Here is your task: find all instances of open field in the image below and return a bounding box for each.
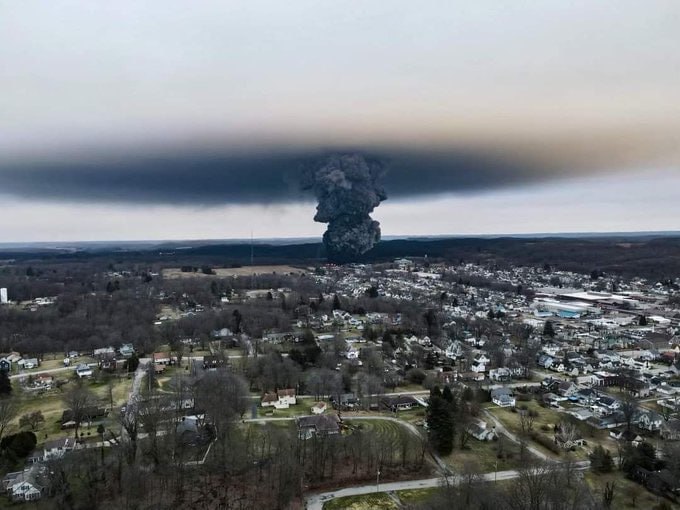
[323,493,398,510]
[584,472,679,509]
[396,488,438,505]
[163,265,305,279]
[441,435,527,473]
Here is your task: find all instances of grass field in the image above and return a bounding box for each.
[9,374,132,444]
[442,435,526,472]
[396,488,438,505]
[584,472,677,509]
[323,493,398,510]
[163,265,305,279]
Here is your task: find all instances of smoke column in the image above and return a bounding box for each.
[303,154,387,263]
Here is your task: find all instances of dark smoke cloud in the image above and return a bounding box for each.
[302,154,386,262]
[0,146,540,206]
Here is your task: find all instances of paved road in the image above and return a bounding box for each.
[10,366,76,379]
[305,462,590,510]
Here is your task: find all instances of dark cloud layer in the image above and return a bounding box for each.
[0,146,558,205]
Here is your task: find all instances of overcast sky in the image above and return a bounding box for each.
[1,1,679,241]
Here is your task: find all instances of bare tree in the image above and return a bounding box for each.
[519,408,536,435]
[507,461,552,510]
[620,392,638,433]
[555,420,579,449]
[0,397,18,442]
[119,408,139,465]
[63,383,97,440]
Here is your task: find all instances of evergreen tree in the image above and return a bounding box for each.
[127,353,140,373]
[427,386,454,455]
[589,445,613,473]
[0,371,11,396]
[543,320,556,338]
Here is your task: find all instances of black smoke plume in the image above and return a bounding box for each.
[302,154,386,263]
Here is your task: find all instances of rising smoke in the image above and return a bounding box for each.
[302,154,387,263]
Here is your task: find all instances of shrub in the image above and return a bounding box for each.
[0,431,37,460]
[530,432,561,455]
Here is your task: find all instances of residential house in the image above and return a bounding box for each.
[43,437,75,461]
[75,363,93,378]
[202,355,227,370]
[61,406,108,429]
[538,355,554,370]
[345,346,359,360]
[381,395,419,412]
[311,402,327,414]
[637,410,663,432]
[330,394,360,410]
[598,395,621,412]
[470,354,488,373]
[542,393,562,407]
[460,371,485,382]
[466,420,496,441]
[661,418,680,441]
[118,344,135,358]
[261,389,297,409]
[575,388,598,406]
[93,347,115,357]
[491,388,516,407]
[569,408,594,421]
[34,375,54,389]
[489,367,512,382]
[445,340,464,360]
[0,358,11,372]
[19,358,39,370]
[153,352,171,365]
[557,381,579,398]
[296,414,341,439]
[3,465,45,502]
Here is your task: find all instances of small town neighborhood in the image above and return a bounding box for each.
[1,257,680,508]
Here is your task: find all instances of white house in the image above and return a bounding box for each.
[3,466,44,502]
[75,363,93,378]
[471,354,489,373]
[311,402,327,415]
[19,358,39,370]
[43,437,75,461]
[637,411,663,432]
[489,367,512,382]
[466,420,496,441]
[345,347,359,360]
[445,340,464,359]
[491,388,516,407]
[261,389,297,409]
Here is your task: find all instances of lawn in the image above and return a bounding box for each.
[584,471,676,509]
[9,375,131,444]
[388,384,426,394]
[396,488,438,505]
[344,417,428,470]
[323,493,398,510]
[88,375,133,407]
[489,399,622,459]
[441,436,527,473]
